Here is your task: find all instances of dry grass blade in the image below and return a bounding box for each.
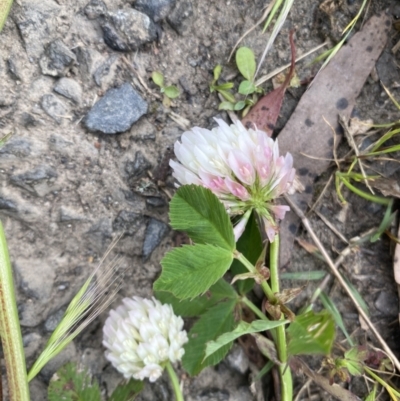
[313,209,349,244]
[228,0,277,61]
[285,194,400,372]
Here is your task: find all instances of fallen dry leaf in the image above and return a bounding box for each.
[277,13,391,268]
[369,177,400,199]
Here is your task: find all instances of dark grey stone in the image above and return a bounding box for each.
[0,136,32,157]
[375,291,398,316]
[11,165,58,187]
[84,0,107,19]
[0,196,18,211]
[101,9,157,52]
[196,389,230,401]
[93,54,118,86]
[146,197,166,208]
[125,151,152,178]
[41,94,69,124]
[44,308,66,332]
[86,218,113,250]
[54,78,82,104]
[84,83,148,134]
[39,39,77,77]
[167,0,193,34]
[142,218,169,260]
[134,0,176,22]
[7,57,22,80]
[113,210,144,236]
[20,112,38,128]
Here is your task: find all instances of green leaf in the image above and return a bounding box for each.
[235,47,256,81]
[155,279,237,317]
[238,80,256,95]
[205,319,287,359]
[215,82,234,90]
[234,101,246,111]
[319,292,354,346]
[154,244,233,299]
[109,379,144,401]
[151,71,164,87]
[170,185,235,251]
[287,310,335,356]
[218,101,235,111]
[230,212,262,294]
[163,85,180,99]
[342,347,365,376]
[218,89,236,103]
[182,299,237,376]
[280,271,327,281]
[48,363,101,401]
[213,64,222,81]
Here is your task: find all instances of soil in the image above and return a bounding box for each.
[0,0,399,400]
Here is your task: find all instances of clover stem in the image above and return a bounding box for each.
[166,362,184,401]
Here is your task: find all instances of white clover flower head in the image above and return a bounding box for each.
[170,119,296,242]
[103,296,188,382]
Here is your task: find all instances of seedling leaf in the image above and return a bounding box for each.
[151,71,164,87]
[238,80,256,95]
[218,101,235,111]
[234,101,246,111]
[164,85,180,99]
[213,64,222,81]
[236,47,256,81]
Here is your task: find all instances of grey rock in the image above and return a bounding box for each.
[40,342,77,381]
[102,9,157,52]
[19,301,45,327]
[84,0,107,19]
[41,94,69,124]
[134,0,176,22]
[23,332,42,359]
[81,348,107,373]
[0,136,32,157]
[14,0,61,59]
[75,46,104,84]
[7,57,22,80]
[54,78,82,104]
[59,206,86,222]
[167,0,193,35]
[136,375,171,401]
[11,165,58,193]
[125,151,152,178]
[84,83,148,134]
[195,389,230,401]
[29,379,47,401]
[93,54,118,87]
[146,196,166,208]
[0,196,18,211]
[113,210,144,236]
[45,307,66,332]
[20,112,39,128]
[0,91,16,107]
[375,291,398,316]
[226,345,249,374]
[86,218,113,250]
[39,39,76,77]
[142,218,169,260]
[48,134,73,155]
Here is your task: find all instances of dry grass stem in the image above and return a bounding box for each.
[308,173,333,214]
[285,194,400,372]
[313,209,349,244]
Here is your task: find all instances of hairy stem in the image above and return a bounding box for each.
[0,222,30,401]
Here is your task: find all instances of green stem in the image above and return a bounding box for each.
[235,252,276,302]
[0,221,30,401]
[241,296,271,321]
[268,234,293,401]
[364,367,400,400]
[165,362,184,401]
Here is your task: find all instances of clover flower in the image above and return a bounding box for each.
[103,296,188,382]
[170,119,295,242]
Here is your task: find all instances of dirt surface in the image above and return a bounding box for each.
[0,0,400,400]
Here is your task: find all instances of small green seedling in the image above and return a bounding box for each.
[211,47,263,116]
[152,71,180,107]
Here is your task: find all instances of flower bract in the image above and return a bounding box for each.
[103,296,188,382]
[170,119,295,241]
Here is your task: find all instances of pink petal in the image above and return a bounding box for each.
[227,150,255,186]
[269,205,290,220]
[225,177,250,201]
[263,217,278,242]
[233,211,251,242]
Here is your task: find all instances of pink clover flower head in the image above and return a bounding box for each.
[170,119,296,242]
[103,296,188,382]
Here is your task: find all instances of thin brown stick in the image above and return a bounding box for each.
[313,209,349,244]
[285,194,400,372]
